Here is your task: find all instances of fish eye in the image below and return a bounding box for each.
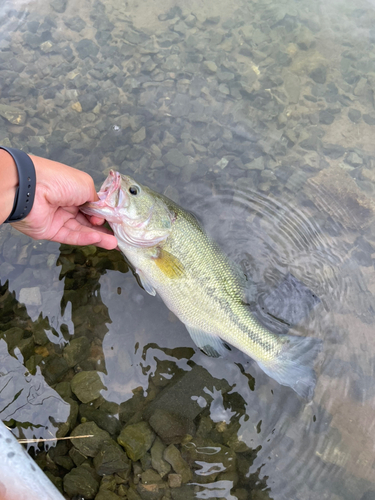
[129,185,139,196]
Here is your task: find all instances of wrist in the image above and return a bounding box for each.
[0,149,18,224]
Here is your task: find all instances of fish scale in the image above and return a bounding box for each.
[81,171,322,399]
[137,203,282,361]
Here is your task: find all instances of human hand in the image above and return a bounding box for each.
[10,155,118,250]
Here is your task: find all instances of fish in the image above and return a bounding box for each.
[0,420,65,500]
[81,170,322,398]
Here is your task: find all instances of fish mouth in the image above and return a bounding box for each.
[80,170,127,219]
[96,170,123,207]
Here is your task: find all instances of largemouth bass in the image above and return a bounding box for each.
[81,171,321,398]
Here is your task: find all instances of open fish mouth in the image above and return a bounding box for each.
[96,169,123,207]
[80,170,127,220]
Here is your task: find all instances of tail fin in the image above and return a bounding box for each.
[256,335,322,399]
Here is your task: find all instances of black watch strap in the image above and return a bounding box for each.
[1,146,36,223]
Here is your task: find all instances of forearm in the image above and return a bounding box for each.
[0,149,19,224]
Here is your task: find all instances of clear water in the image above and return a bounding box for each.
[1,0,375,498]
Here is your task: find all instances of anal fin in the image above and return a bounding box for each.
[185,325,231,358]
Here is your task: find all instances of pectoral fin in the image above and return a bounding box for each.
[136,268,156,296]
[153,249,185,279]
[185,325,231,357]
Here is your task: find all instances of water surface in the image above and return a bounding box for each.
[1,0,375,498]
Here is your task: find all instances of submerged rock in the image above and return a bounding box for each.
[0,103,27,125]
[163,445,192,483]
[63,464,99,499]
[143,365,230,422]
[306,166,375,229]
[148,409,195,444]
[71,421,112,457]
[71,370,106,403]
[117,422,155,461]
[93,440,131,476]
[96,491,123,500]
[63,336,90,368]
[150,437,171,477]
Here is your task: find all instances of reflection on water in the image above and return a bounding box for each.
[1,0,375,498]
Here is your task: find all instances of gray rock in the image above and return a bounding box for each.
[64,16,86,32]
[319,109,335,125]
[55,381,73,400]
[79,94,98,112]
[285,170,310,192]
[345,151,363,167]
[164,149,188,168]
[143,365,230,422]
[206,15,220,24]
[170,94,191,117]
[217,71,235,83]
[352,250,372,267]
[93,440,130,476]
[42,356,70,385]
[1,327,24,350]
[185,15,197,27]
[149,409,195,445]
[284,72,300,104]
[203,61,217,73]
[79,403,122,437]
[71,370,106,403]
[168,474,182,488]
[23,33,42,49]
[0,103,27,125]
[151,437,171,477]
[348,108,361,123]
[117,422,155,461]
[137,469,167,500]
[170,484,196,500]
[0,262,15,276]
[132,126,146,143]
[322,143,346,159]
[354,77,367,96]
[51,0,67,12]
[295,26,314,50]
[63,336,90,368]
[163,445,192,483]
[63,464,99,499]
[351,375,375,402]
[95,491,122,500]
[69,446,87,466]
[76,39,99,59]
[299,135,319,151]
[157,32,180,48]
[71,421,112,457]
[363,114,375,125]
[309,66,327,84]
[127,487,143,500]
